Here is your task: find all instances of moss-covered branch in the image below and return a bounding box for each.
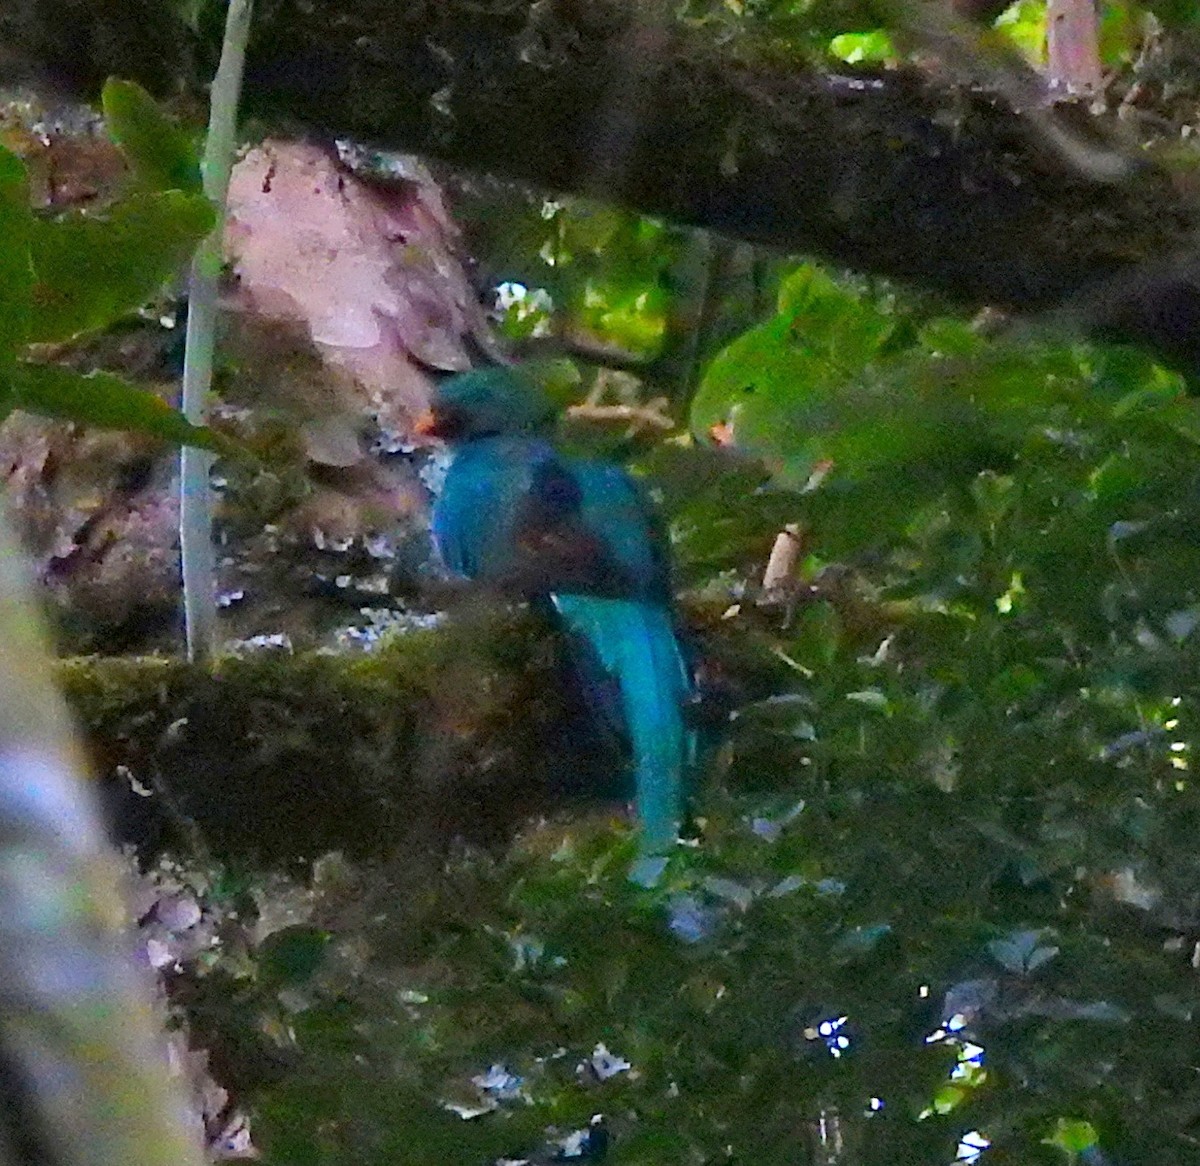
[6,1,1200,372]
[63,611,627,866]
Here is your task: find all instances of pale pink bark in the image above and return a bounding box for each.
[1046,0,1103,96]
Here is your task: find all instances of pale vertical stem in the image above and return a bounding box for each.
[1046,0,1103,96]
[180,0,254,662]
[811,1108,859,1161]
[806,1110,848,1165]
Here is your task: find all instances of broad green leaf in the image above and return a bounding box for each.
[917,316,980,357]
[774,264,896,368]
[11,361,231,452]
[0,144,33,367]
[102,78,203,194]
[828,28,896,64]
[776,262,841,316]
[1098,2,1139,67]
[28,191,215,343]
[996,0,1048,65]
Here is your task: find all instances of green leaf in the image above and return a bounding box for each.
[11,361,231,452]
[996,0,1048,64]
[917,316,980,358]
[102,78,204,194]
[828,29,897,65]
[0,144,33,367]
[28,191,215,342]
[1145,0,1200,30]
[1043,1117,1099,1156]
[258,926,332,987]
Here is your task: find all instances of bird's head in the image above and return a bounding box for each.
[414,367,556,443]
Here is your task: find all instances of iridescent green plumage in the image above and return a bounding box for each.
[427,368,694,857]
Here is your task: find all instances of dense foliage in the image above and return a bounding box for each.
[185,259,1200,1165]
[6,2,1200,1164]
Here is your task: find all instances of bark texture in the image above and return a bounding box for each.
[4,0,1200,373]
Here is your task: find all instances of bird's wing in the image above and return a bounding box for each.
[434,437,655,599]
[569,459,674,602]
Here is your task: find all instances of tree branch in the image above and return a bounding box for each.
[5,0,1200,372]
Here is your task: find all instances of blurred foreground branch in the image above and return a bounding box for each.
[0,514,205,1166]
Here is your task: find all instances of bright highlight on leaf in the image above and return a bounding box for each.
[1044,1117,1100,1156]
[828,29,897,64]
[996,1,1049,65]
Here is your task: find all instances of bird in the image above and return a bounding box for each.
[415,366,695,867]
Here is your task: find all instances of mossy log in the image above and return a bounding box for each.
[58,611,624,868]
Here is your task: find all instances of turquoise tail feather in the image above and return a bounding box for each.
[551,594,693,853]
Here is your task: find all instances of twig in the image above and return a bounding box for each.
[566,399,675,431]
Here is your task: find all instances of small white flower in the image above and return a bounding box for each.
[589,1043,631,1080]
[472,1064,526,1102]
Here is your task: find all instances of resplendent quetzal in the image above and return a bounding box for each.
[417,366,695,860]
